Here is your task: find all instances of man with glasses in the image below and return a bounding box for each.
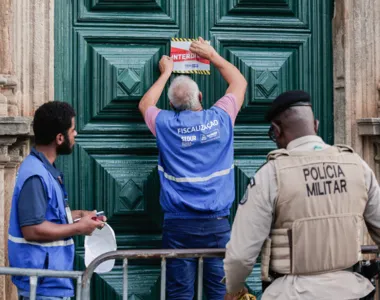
[223,90,379,300]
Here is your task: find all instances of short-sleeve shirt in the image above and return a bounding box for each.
[143,93,239,136]
[17,148,64,227]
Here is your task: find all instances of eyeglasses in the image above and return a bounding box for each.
[268,125,276,143]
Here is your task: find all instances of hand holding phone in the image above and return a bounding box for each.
[92,211,106,222]
[74,211,107,223]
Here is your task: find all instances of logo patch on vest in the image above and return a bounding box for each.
[181,135,197,147]
[200,129,220,144]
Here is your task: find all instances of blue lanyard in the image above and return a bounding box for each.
[57,175,68,201]
[58,175,73,224]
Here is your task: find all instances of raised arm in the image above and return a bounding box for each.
[190,37,247,110]
[138,56,173,117]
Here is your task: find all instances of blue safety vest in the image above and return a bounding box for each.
[155,106,235,219]
[8,154,75,297]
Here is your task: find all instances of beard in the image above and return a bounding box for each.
[56,133,74,155]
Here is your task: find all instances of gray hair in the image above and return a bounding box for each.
[167,76,200,111]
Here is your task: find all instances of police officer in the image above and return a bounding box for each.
[139,37,247,299]
[223,90,380,300]
[8,102,106,300]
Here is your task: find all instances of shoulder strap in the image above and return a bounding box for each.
[334,144,355,153]
[267,149,290,161]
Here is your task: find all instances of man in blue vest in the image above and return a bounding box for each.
[8,102,106,300]
[139,37,247,299]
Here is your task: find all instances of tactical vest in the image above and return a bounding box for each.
[155,106,234,219]
[8,154,75,297]
[261,145,367,280]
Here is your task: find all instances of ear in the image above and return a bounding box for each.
[314,119,320,133]
[272,122,281,138]
[199,91,203,104]
[56,133,65,146]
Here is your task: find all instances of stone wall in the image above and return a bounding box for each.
[0,0,53,298]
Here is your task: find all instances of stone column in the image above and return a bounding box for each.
[0,136,29,299]
[0,0,13,75]
[1,0,54,117]
[0,1,52,298]
[0,138,13,299]
[0,120,31,299]
[4,138,28,300]
[333,0,380,250]
[333,0,380,153]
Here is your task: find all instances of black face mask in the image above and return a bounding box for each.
[56,132,73,155]
[268,125,276,143]
[268,123,285,149]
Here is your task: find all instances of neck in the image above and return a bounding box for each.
[283,132,316,148]
[193,104,203,111]
[35,145,57,164]
[294,132,316,140]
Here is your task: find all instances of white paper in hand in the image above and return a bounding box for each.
[84,223,117,273]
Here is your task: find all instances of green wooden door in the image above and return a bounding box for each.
[55,0,333,298]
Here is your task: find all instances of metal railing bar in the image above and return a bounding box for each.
[76,275,82,300]
[160,258,166,300]
[123,259,128,300]
[361,245,379,254]
[0,267,82,278]
[197,257,204,300]
[29,276,37,300]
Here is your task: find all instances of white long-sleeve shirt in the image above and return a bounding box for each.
[224,135,377,300]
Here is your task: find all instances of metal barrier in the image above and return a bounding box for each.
[361,245,379,254]
[81,246,380,300]
[0,267,83,300]
[360,245,380,300]
[0,245,379,300]
[81,249,225,300]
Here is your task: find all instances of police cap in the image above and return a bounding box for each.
[265,90,312,122]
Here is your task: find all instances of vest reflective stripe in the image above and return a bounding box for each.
[158,164,234,183]
[8,234,74,247]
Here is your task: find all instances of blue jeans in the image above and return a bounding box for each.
[162,217,231,300]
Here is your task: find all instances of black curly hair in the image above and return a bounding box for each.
[33,101,76,145]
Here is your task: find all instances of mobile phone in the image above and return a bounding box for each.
[96,211,105,217]
[73,211,105,223]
